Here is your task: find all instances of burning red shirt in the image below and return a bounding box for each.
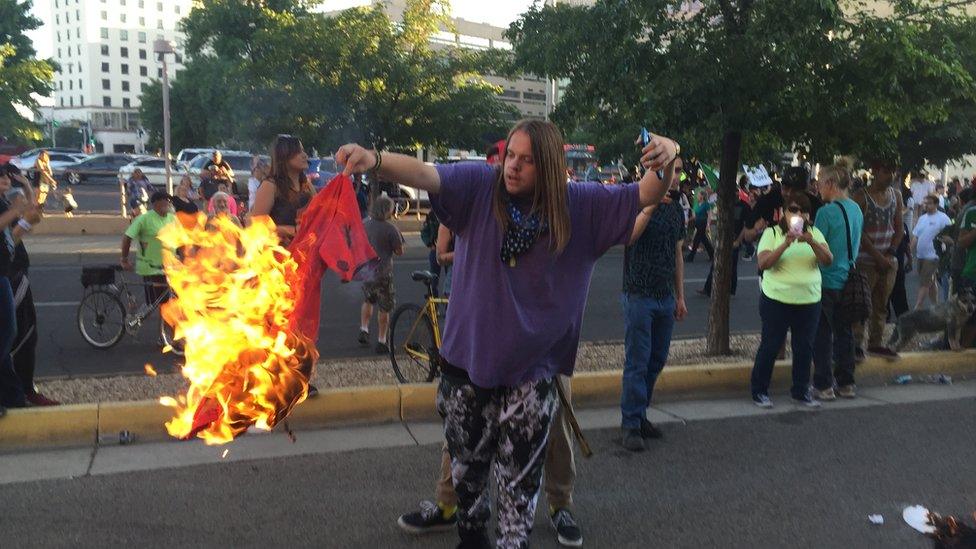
[289,174,378,342]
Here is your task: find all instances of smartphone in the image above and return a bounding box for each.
[789,215,804,234]
[3,187,25,202]
[640,127,666,181]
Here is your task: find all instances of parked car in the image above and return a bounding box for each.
[184,152,255,198]
[57,154,139,184]
[176,147,251,168]
[117,157,190,184]
[13,151,88,178]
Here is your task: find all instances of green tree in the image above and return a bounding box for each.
[509,0,976,355]
[140,0,515,154]
[0,0,56,143]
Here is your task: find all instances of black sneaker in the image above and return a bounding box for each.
[640,418,663,439]
[622,428,645,452]
[854,346,865,364]
[307,384,319,398]
[551,508,583,547]
[397,500,457,534]
[358,330,369,346]
[376,341,390,354]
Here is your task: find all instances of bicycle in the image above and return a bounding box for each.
[388,270,447,383]
[77,264,183,355]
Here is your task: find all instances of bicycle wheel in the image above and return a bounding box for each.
[77,289,126,349]
[389,303,437,383]
[393,197,410,218]
[159,317,184,356]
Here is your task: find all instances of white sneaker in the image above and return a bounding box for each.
[814,387,837,401]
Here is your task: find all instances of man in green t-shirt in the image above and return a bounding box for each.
[121,191,175,306]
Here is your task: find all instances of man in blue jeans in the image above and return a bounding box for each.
[620,161,688,452]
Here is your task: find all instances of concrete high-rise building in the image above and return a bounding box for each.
[47,0,192,153]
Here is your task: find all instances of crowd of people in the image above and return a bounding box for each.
[3,119,976,548]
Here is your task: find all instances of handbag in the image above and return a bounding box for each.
[835,202,871,324]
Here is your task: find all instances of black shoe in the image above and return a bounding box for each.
[358,330,369,346]
[622,428,646,452]
[397,500,457,534]
[854,346,865,364]
[640,418,663,439]
[456,530,491,549]
[376,342,390,354]
[551,508,583,547]
[307,384,319,398]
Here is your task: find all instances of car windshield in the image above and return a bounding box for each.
[138,159,166,168]
[224,155,252,171]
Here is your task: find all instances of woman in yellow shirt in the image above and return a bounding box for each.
[750,192,833,408]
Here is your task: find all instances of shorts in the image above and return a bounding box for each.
[917,259,939,285]
[362,274,395,312]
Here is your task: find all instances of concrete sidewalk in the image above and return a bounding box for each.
[2,380,974,488]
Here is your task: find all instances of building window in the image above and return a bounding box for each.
[76,28,80,39]
[174,53,182,64]
[59,81,63,90]
[101,45,109,55]
[122,81,130,92]
[139,0,144,7]
[139,17,145,26]
[138,32,146,44]
[69,80,73,90]
[100,11,106,20]
[60,97,64,107]
[76,45,81,55]
[68,64,72,74]
[79,95,83,105]
[123,98,131,108]
[100,28,108,39]
[55,0,58,7]
[103,96,111,107]
[121,64,129,75]
[121,47,129,57]
[157,21,163,30]
[120,30,128,41]
[102,79,110,89]
[56,14,60,24]
[157,2,163,11]
[57,48,61,57]
[120,0,126,5]
[102,62,109,72]
[56,31,61,42]
[139,49,147,60]
[139,66,147,76]
[69,96,74,107]
[175,5,181,14]
[78,79,82,89]
[121,14,127,23]
[157,68,162,78]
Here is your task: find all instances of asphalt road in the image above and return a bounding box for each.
[28,236,767,378]
[58,177,124,214]
[2,397,973,548]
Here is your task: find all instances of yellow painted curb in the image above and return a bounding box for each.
[98,401,173,442]
[2,351,973,451]
[286,385,400,430]
[0,404,97,448]
[399,383,438,421]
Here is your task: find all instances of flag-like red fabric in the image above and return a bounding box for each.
[288,174,378,343]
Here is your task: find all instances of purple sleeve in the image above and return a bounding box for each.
[576,182,640,255]
[431,163,495,235]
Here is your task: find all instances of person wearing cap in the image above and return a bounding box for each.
[740,166,824,247]
[121,191,175,308]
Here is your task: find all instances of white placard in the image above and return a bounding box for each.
[743,164,773,188]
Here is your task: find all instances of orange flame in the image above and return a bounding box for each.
[144,363,157,377]
[157,214,318,445]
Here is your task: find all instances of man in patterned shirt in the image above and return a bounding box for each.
[619,157,689,452]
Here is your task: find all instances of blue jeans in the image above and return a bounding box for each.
[813,288,857,389]
[750,293,821,399]
[0,276,26,407]
[620,293,676,429]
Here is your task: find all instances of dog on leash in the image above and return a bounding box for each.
[888,288,976,351]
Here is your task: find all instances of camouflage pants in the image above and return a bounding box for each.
[436,372,558,549]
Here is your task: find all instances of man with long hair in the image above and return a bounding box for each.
[337,119,678,548]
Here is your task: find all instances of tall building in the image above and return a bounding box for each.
[47,0,192,153]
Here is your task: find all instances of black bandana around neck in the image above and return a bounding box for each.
[500,196,548,267]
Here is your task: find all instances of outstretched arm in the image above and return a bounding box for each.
[337,145,441,194]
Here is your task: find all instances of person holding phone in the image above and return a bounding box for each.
[750,192,833,408]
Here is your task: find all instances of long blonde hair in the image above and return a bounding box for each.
[492,119,571,254]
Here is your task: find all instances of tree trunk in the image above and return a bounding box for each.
[706,130,743,356]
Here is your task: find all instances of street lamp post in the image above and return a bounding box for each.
[154,39,176,195]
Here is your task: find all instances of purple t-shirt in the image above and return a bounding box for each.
[431,163,639,388]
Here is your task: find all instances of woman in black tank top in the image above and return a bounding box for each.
[249,135,315,246]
